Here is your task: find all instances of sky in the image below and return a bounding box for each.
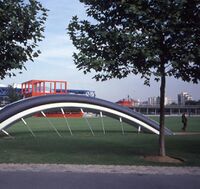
[1,0,200,102]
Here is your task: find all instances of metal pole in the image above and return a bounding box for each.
[61,108,73,136]
[119,117,125,135]
[41,111,62,137]
[81,109,95,136]
[137,125,141,134]
[100,112,105,134]
[21,118,36,137]
[2,129,10,136]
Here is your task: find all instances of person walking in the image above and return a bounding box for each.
[181,113,188,131]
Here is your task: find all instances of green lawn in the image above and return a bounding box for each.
[0,116,200,166]
[150,116,200,132]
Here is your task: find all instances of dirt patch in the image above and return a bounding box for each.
[144,155,184,164]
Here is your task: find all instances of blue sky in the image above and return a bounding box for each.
[1,0,200,102]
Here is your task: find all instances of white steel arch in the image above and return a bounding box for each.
[0,95,173,135]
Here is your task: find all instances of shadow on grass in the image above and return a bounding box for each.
[0,131,159,165]
[1,131,200,166]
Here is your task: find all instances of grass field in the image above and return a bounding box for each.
[0,116,200,166]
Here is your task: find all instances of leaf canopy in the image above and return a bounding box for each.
[68,0,200,83]
[0,0,48,79]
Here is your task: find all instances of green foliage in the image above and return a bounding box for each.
[0,0,48,79]
[7,85,23,103]
[68,0,200,83]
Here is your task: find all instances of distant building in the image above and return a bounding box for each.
[148,97,160,105]
[0,84,9,106]
[178,92,192,105]
[0,83,22,106]
[148,96,171,106]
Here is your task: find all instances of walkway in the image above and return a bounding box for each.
[0,164,200,175]
[174,132,200,135]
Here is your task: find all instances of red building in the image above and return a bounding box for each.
[117,99,135,108]
[21,80,67,98]
[21,80,83,118]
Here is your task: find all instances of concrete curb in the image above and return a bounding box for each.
[0,164,200,175]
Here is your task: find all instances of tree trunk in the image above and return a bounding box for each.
[159,64,166,156]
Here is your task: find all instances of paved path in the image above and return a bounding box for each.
[0,168,200,189]
[174,132,200,135]
[0,164,200,175]
[1,164,200,189]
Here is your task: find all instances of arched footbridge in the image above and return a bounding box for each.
[0,94,173,135]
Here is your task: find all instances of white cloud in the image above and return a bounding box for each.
[38,48,73,61]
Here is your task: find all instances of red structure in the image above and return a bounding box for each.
[21,80,67,98]
[117,99,135,108]
[21,80,83,118]
[116,95,138,108]
[34,111,83,118]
